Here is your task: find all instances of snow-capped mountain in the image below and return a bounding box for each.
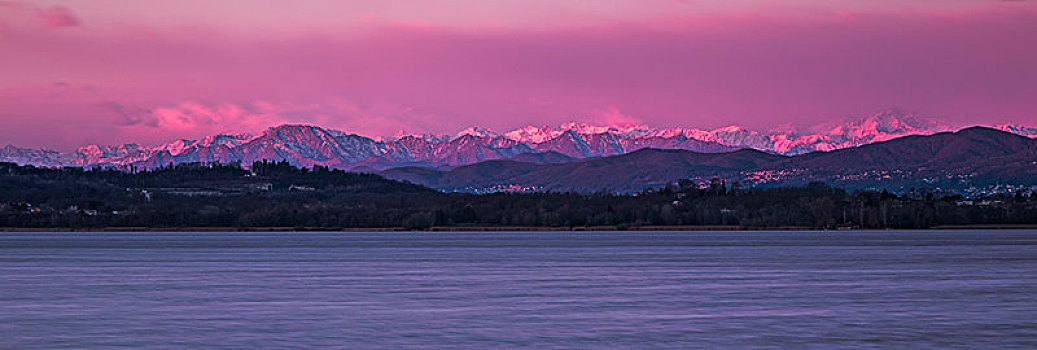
[497,110,950,155]
[454,126,501,139]
[504,123,658,143]
[0,146,69,168]
[0,133,255,169]
[1,111,1029,170]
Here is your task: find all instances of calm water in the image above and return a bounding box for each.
[1,231,1036,349]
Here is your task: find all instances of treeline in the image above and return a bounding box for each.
[2,161,1036,229]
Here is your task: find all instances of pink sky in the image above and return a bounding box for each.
[2,0,1037,150]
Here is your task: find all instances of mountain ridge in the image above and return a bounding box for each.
[2,111,1034,171]
[382,127,1037,194]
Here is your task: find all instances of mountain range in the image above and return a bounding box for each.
[383,127,1037,194]
[3,110,1037,194]
[3,110,1027,170]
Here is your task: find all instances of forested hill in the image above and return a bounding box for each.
[3,161,1037,230]
[0,161,437,228]
[0,160,433,196]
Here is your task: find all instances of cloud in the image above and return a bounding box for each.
[107,102,295,132]
[98,99,447,142]
[102,102,156,127]
[2,2,1037,149]
[0,2,79,30]
[584,105,644,126]
[35,6,79,27]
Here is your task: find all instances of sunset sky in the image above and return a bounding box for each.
[2,0,1037,150]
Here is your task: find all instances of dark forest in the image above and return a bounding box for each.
[2,161,1035,230]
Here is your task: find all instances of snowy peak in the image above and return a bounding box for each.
[263,124,332,139]
[454,126,500,140]
[824,110,949,141]
[388,133,450,143]
[492,112,955,155]
[153,139,198,156]
[200,134,254,147]
[712,125,746,133]
[557,122,653,137]
[503,123,657,143]
[503,126,559,143]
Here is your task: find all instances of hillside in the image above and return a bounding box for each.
[4,161,1037,230]
[384,127,1037,194]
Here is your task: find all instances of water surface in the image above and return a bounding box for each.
[1,230,1036,349]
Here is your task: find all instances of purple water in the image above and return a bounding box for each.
[2,231,1036,349]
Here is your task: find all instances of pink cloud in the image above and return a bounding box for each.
[0,2,79,30]
[585,105,644,126]
[35,6,79,28]
[83,99,449,146]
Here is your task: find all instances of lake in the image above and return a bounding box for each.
[1,230,1036,349]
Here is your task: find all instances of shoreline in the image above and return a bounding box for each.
[4,224,1037,232]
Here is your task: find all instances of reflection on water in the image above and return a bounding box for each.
[2,231,1036,349]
